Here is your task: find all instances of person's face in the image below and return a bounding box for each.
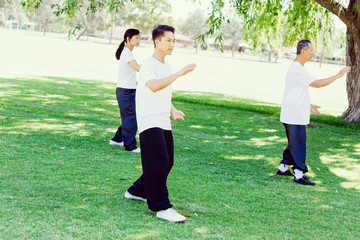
[128,34,140,47]
[155,31,175,55]
[302,43,314,61]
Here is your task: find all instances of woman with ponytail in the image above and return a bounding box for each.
[110,28,141,153]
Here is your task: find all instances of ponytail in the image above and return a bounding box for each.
[115,41,125,60]
[115,28,140,60]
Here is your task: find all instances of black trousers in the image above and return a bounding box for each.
[111,88,137,151]
[280,123,308,173]
[127,128,174,212]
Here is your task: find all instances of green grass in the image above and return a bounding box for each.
[1,76,359,239]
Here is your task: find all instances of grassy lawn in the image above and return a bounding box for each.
[0,77,359,239]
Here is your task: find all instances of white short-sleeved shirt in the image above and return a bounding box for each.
[280,61,316,125]
[116,47,136,89]
[136,57,173,133]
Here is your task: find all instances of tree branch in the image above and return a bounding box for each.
[313,0,356,27]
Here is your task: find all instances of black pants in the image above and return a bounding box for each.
[280,123,308,173]
[111,88,137,151]
[127,128,174,212]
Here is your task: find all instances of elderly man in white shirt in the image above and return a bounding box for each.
[277,39,351,185]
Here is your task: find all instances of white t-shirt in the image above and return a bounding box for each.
[116,47,136,89]
[280,62,315,125]
[136,57,173,133]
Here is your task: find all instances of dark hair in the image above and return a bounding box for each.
[296,39,311,55]
[152,25,175,47]
[115,28,140,60]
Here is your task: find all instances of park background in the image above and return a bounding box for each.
[1,0,360,239]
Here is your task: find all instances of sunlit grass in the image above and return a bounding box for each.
[0,76,359,239]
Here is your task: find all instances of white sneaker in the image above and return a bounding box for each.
[109,140,124,147]
[156,208,186,223]
[124,191,146,202]
[127,148,140,153]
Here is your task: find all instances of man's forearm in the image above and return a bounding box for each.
[146,71,182,92]
[309,74,339,88]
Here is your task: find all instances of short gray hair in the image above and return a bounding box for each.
[297,40,311,55]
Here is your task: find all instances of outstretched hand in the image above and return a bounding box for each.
[311,104,321,115]
[180,64,197,76]
[172,109,185,121]
[337,66,351,78]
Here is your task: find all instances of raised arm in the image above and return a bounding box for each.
[309,66,351,88]
[146,64,196,92]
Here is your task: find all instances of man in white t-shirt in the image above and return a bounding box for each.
[277,39,351,185]
[124,25,196,222]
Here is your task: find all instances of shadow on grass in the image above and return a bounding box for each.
[173,90,360,130]
[0,76,120,137]
[1,76,359,239]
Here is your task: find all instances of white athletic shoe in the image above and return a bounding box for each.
[124,191,147,202]
[127,148,140,153]
[156,208,186,223]
[109,140,124,147]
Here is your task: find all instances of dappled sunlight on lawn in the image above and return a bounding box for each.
[71,205,89,209]
[38,94,71,99]
[2,74,360,239]
[223,135,238,139]
[319,204,333,209]
[173,91,272,106]
[26,76,77,85]
[0,118,92,136]
[248,135,282,147]
[334,167,360,190]
[93,108,108,112]
[190,125,204,129]
[320,154,360,191]
[0,89,22,97]
[0,83,21,97]
[67,113,88,117]
[126,230,160,239]
[257,128,279,133]
[353,143,360,155]
[0,83,19,88]
[105,127,118,134]
[222,154,265,161]
[194,227,210,234]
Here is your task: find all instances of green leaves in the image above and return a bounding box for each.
[19,0,344,50]
[198,0,336,51]
[21,0,43,10]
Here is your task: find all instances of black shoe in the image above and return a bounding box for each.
[276,169,294,176]
[294,176,315,186]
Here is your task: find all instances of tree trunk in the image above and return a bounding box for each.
[109,24,113,44]
[43,19,48,36]
[76,29,86,40]
[319,45,325,68]
[43,23,46,36]
[342,28,360,123]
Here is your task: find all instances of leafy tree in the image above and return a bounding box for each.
[178,9,208,52]
[21,0,360,123]
[2,0,29,28]
[122,0,174,34]
[179,9,207,41]
[203,0,360,123]
[221,16,243,56]
[70,3,112,40]
[34,0,57,35]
